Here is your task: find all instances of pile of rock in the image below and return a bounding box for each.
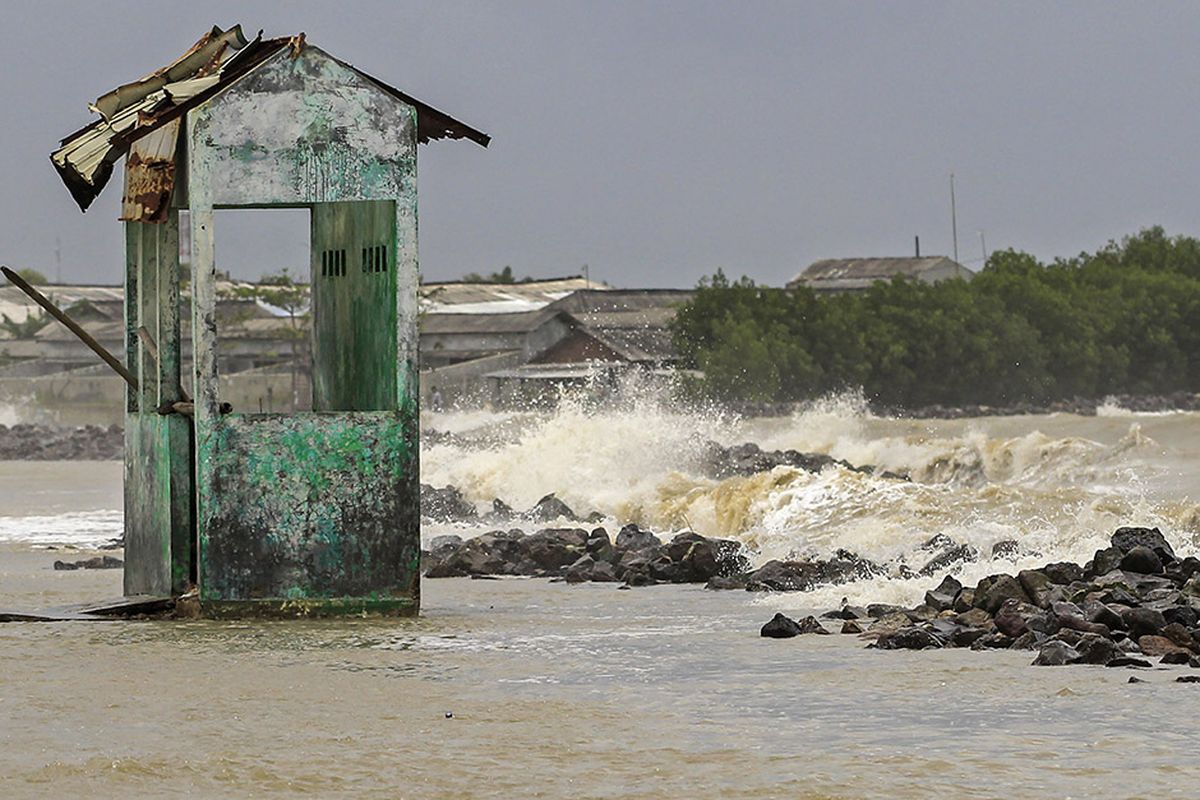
[53,555,123,570]
[424,524,749,586]
[420,485,601,525]
[761,526,1200,670]
[0,424,123,460]
[699,441,906,481]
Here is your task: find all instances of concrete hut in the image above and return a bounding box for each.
[51,25,488,615]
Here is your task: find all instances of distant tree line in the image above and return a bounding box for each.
[671,227,1200,407]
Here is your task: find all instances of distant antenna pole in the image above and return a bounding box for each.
[583,263,590,289]
[950,173,959,263]
[979,230,988,264]
[54,237,62,284]
[914,235,920,258]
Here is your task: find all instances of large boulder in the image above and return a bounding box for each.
[1032,640,1081,666]
[1111,526,1176,565]
[974,574,1032,615]
[521,528,589,572]
[1017,570,1056,609]
[1119,546,1164,575]
[615,524,661,553]
[420,484,477,522]
[876,627,942,650]
[744,560,824,592]
[1074,633,1120,665]
[1120,606,1167,639]
[529,494,578,523]
[924,574,963,612]
[761,613,803,638]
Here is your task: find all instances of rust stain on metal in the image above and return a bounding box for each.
[120,119,181,223]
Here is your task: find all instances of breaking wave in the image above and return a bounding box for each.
[422,387,1200,603]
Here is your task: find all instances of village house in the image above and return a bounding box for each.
[787,256,973,293]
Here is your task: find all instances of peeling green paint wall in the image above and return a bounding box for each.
[197,412,418,609]
[124,214,193,597]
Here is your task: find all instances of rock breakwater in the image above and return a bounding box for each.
[0,424,122,460]
[761,526,1200,673]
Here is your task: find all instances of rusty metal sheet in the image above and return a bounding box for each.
[120,119,180,223]
[51,26,489,212]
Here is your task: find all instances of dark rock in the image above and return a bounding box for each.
[1074,633,1120,665]
[1138,635,1187,657]
[954,608,993,628]
[866,603,909,619]
[924,574,963,612]
[905,604,939,623]
[994,599,1039,637]
[564,555,595,584]
[591,561,619,582]
[1160,650,1194,665]
[1106,656,1153,668]
[523,528,589,573]
[52,560,79,571]
[974,574,1032,615]
[876,627,942,650]
[647,553,680,582]
[1087,547,1124,578]
[420,484,478,522]
[614,524,661,552]
[761,613,803,638]
[991,539,1020,559]
[744,560,823,592]
[1018,570,1055,608]
[869,612,913,634]
[951,627,990,647]
[429,534,463,552]
[1009,630,1045,650]
[952,588,976,613]
[1165,556,1200,586]
[585,528,613,560]
[1162,605,1200,629]
[841,620,864,634]
[1129,676,1146,683]
[1111,526,1176,564]
[1042,562,1084,586]
[1121,606,1167,639]
[529,494,577,522]
[822,605,868,620]
[1032,640,1081,666]
[795,615,831,635]
[1160,622,1197,652]
[1120,546,1164,575]
[918,544,979,577]
[1084,598,1126,631]
[969,632,1015,650]
[490,498,515,518]
[1176,675,1200,683]
[664,532,747,583]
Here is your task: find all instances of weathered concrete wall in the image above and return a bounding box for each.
[186,45,420,614]
[197,412,418,613]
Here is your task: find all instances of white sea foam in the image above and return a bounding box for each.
[422,386,1200,602]
[0,510,122,548]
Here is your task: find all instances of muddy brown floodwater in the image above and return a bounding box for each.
[3,402,1200,797]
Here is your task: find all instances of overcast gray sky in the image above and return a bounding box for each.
[2,1,1198,288]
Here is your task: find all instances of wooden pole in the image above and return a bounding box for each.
[2,266,137,390]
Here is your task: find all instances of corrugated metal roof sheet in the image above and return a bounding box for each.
[51,25,490,212]
[421,278,604,315]
[801,257,954,280]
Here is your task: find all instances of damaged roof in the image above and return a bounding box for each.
[51,24,490,212]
